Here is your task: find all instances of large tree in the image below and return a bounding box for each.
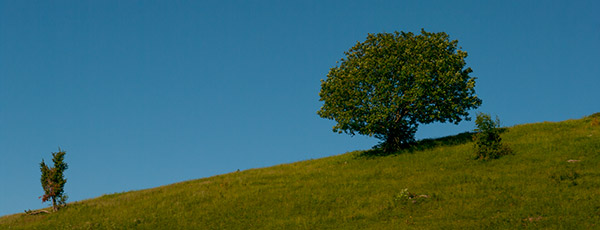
[318,29,482,152]
[40,148,68,211]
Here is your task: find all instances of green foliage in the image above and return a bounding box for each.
[473,113,511,160]
[2,114,599,229]
[391,188,430,205]
[40,148,69,212]
[318,29,481,153]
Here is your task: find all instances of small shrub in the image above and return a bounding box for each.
[393,188,413,203]
[392,188,430,205]
[40,148,69,211]
[473,113,511,160]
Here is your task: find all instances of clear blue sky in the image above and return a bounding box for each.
[1,0,598,216]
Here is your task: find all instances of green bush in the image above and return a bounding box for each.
[40,148,69,211]
[473,113,511,160]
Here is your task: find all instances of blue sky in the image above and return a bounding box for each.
[1,0,598,216]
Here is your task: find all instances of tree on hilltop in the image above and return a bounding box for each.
[40,148,68,211]
[318,29,482,152]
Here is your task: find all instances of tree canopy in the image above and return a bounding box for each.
[40,148,68,211]
[318,29,482,152]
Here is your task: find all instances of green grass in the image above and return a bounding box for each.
[2,113,599,229]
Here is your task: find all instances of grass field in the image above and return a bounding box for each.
[1,113,599,229]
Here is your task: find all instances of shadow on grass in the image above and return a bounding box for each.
[359,131,476,157]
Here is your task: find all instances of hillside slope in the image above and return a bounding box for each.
[1,113,599,229]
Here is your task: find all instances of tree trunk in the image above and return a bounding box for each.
[384,123,417,153]
[52,197,58,212]
[384,133,404,153]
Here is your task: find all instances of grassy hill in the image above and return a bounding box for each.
[1,113,599,229]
